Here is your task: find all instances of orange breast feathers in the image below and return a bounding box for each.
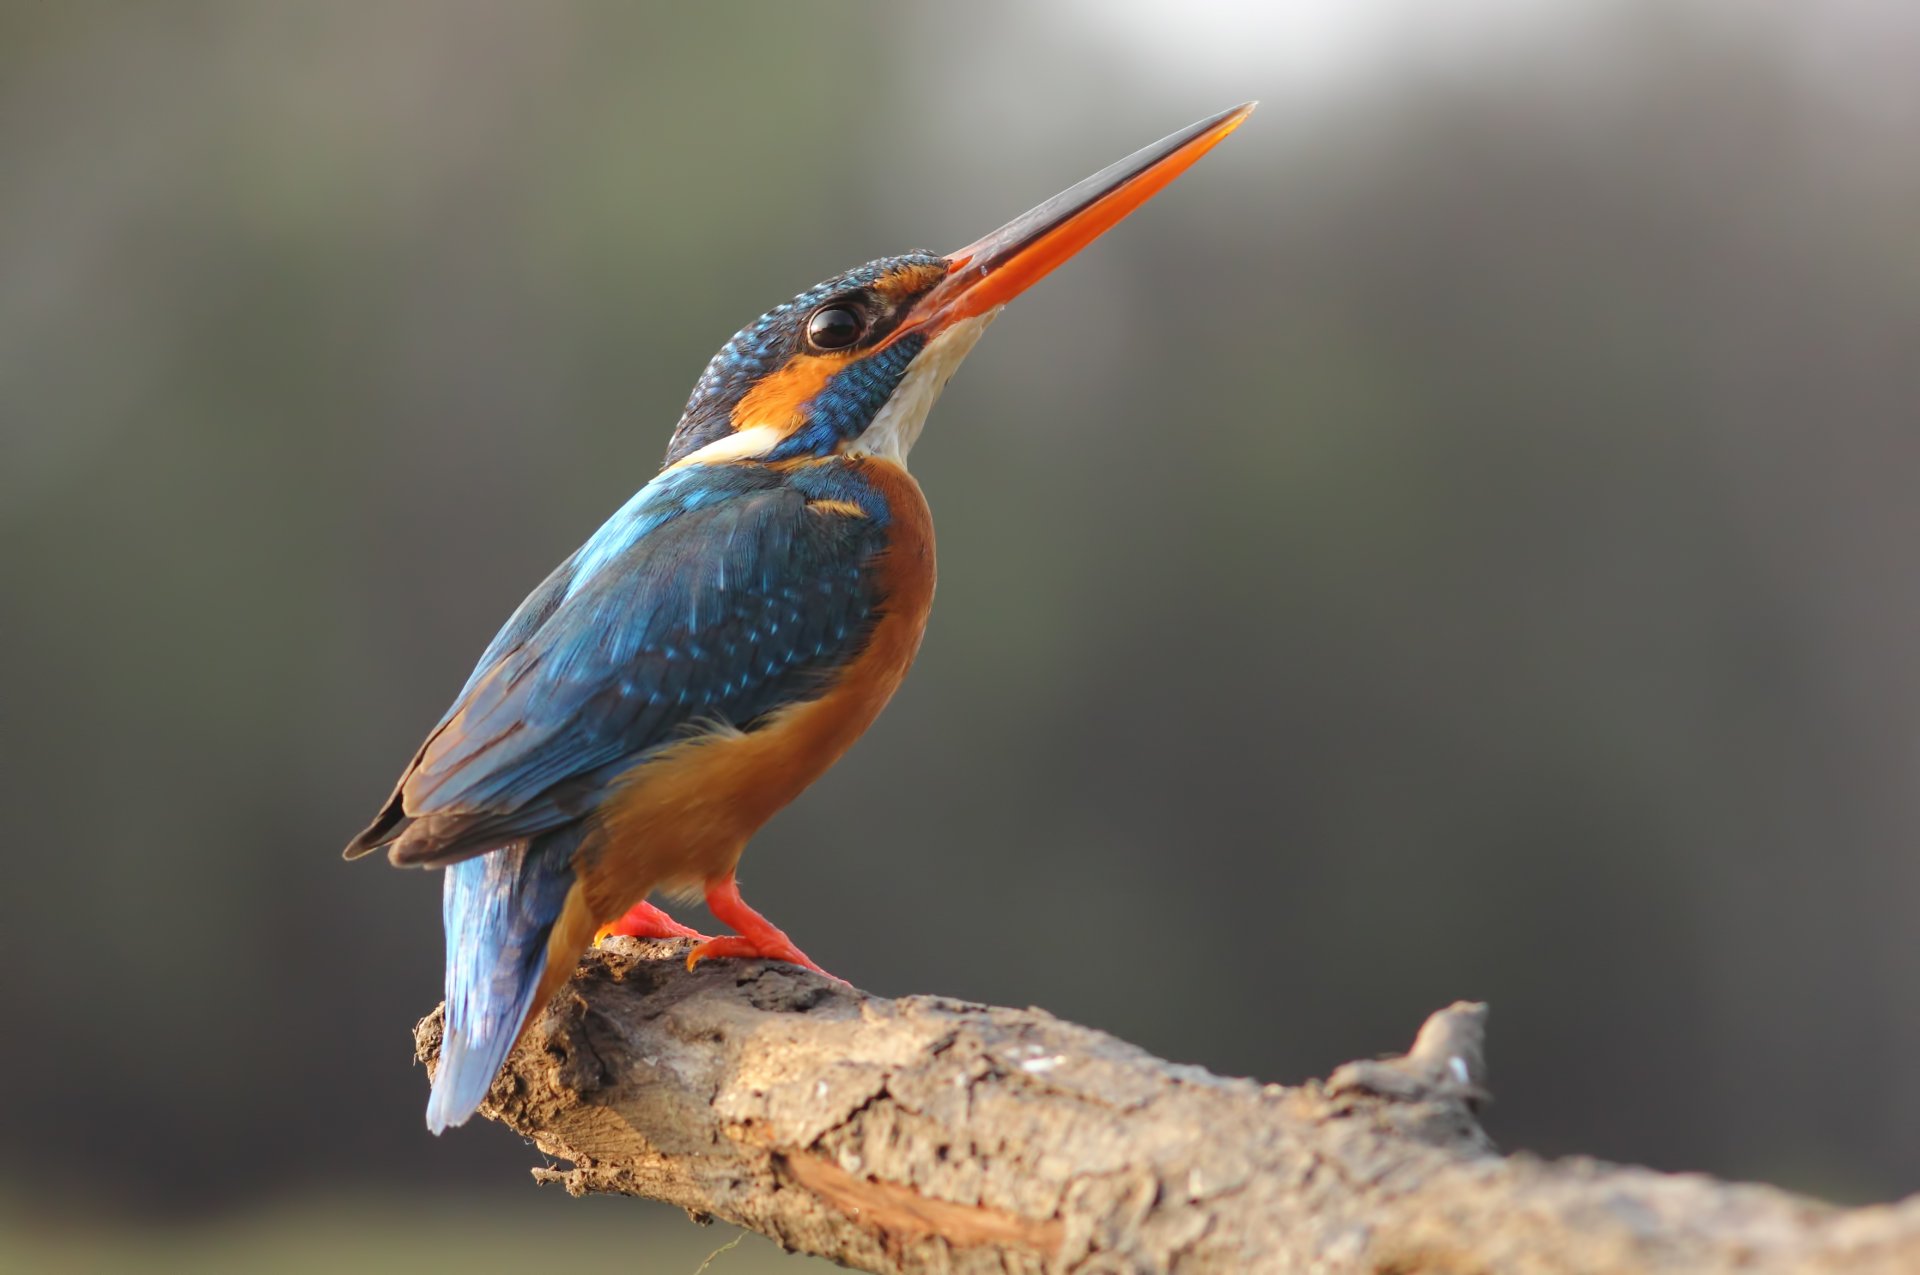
[579,458,935,917]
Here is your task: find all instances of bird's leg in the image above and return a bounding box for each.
[597,899,711,943]
[686,873,844,983]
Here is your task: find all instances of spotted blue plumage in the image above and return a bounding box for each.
[361,461,896,869]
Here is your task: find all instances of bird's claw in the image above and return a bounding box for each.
[685,934,846,984]
[596,900,712,944]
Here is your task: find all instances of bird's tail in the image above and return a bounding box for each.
[426,830,584,1134]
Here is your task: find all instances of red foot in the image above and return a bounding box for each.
[597,899,711,943]
[687,874,845,983]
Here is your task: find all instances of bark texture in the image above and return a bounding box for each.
[413,938,1920,1274]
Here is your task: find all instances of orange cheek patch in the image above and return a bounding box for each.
[731,352,853,434]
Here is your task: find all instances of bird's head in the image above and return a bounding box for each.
[662,102,1254,471]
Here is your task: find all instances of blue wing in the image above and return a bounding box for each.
[346,462,891,867]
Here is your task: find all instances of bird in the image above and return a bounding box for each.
[345,102,1255,1133]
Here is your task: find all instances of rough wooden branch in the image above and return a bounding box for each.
[413,939,1920,1274]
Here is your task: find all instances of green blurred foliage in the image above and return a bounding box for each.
[2,0,1918,1259]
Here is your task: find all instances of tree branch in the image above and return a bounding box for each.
[413,939,1920,1273]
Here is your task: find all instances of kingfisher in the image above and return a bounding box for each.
[346,103,1254,1132]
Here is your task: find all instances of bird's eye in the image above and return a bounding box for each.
[806,305,865,351]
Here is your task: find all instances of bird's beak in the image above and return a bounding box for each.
[899,102,1256,339]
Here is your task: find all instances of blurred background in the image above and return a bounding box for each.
[4,0,1918,1269]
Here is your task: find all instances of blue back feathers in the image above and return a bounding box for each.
[364,460,896,869]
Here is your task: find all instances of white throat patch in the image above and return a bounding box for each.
[847,310,1001,468]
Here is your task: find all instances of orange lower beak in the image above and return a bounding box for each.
[902,102,1256,337]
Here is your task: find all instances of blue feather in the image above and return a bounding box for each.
[381,461,894,868]
[426,831,577,1133]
